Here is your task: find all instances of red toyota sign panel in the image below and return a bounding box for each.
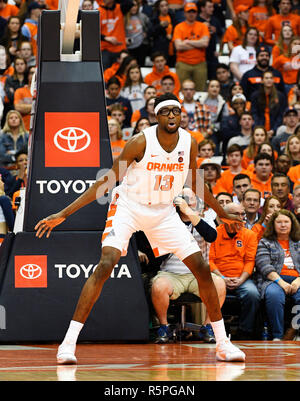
[15,255,48,288]
[44,112,100,167]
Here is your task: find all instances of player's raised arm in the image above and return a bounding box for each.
[35,133,146,238]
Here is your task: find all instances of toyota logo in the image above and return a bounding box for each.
[54,127,91,153]
[20,264,42,280]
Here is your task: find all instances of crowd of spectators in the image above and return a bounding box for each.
[0,0,299,342]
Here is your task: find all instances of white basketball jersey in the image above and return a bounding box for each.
[119,125,191,205]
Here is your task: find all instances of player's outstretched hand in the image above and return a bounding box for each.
[35,213,66,238]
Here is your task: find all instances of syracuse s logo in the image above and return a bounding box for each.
[20,264,42,280]
[54,127,91,153]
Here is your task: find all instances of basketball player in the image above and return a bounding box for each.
[35,93,246,364]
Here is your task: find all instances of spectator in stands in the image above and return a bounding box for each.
[232,173,252,204]
[150,0,176,66]
[98,0,133,70]
[143,96,157,126]
[0,16,28,64]
[229,26,260,82]
[220,93,246,158]
[288,162,300,186]
[173,2,210,91]
[215,144,249,195]
[17,41,36,68]
[0,175,15,241]
[216,192,233,207]
[272,36,300,94]
[216,63,234,101]
[221,4,249,53]
[196,138,216,167]
[160,75,178,97]
[248,0,276,41]
[13,65,35,131]
[249,152,274,199]
[198,0,223,80]
[132,116,150,136]
[285,134,300,166]
[271,173,294,211]
[272,24,294,61]
[108,118,126,160]
[120,64,147,112]
[130,86,157,127]
[275,153,293,178]
[255,209,300,341]
[241,45,285,101]
[4,56,27,111]
[242,188,261,229]
[109,104,130,138]
[0,109,28,167]
[252,195,282,241]
[21,2,45,57]
[144,52,180,98]
[106,77,133,128]
[151,187,225,344]
[272,106,299,154]
[209,202,260,340]
[199,158,222,196]
[242,125,269,170]
[223,82,251,117]
[201,80,226,141]
[181,79,211,135]
[10,147,27,210]
[103,49,129,84]
[264,0,300,46]
[227,111,254,151]
[250,71,287,138]
[0,0,19,21]
[180,108,204,145]
[292,184,300,221]
[124,0,150,67]
[259,142,278,165]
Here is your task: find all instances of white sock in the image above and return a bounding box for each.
[62,320,84,345]
[210,319,228,343]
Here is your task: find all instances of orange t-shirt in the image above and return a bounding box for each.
[249,6,275,36]
[214,168,249,195]
[288,164,300,185]
[272,43,289,60]
[251,223,265,242]
[14,86,32,131]
[188,129,204,144]
[99,3,126,53]
[278,240,299,277]
[0,4,19,19]
[209,224,258,277]
[272,54,299,84]
[265,13,300,45]
[222,24,247,47]
[173,21,210,64]
[110,138,126,160]
[45,0,59,9]
[248,171,272,199]
[103,62,121,84]
[144,65,181,98]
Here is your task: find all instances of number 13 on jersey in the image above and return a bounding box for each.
[154,175,174,191]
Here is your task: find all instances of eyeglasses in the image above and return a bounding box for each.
[159,107,181,116]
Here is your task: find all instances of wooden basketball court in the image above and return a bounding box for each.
[0,341,300,381]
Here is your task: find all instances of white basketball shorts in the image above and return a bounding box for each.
[101,189,200,261]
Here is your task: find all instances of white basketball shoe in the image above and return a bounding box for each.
[216,338,246,362]
[56,341,77,365]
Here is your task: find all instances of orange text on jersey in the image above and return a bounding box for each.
[146,162,185,172]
